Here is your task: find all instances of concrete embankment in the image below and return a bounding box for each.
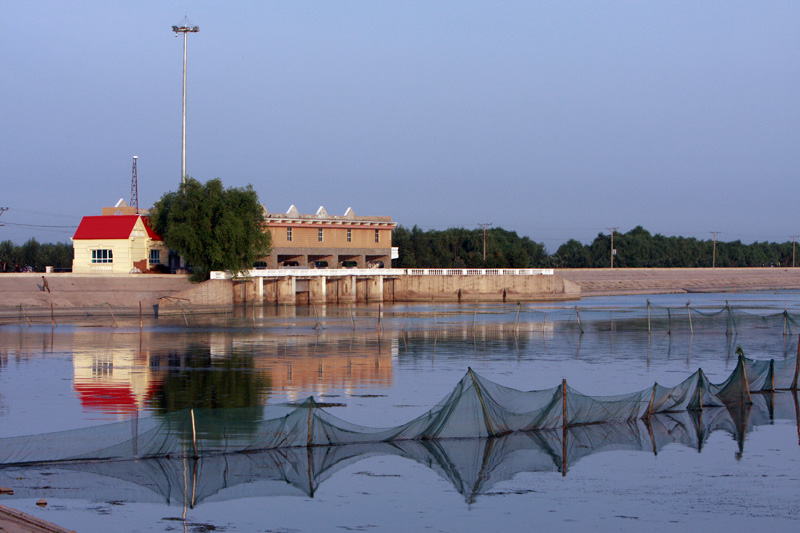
[0,273,192,309]
[555,267,800,296]
[1,268,799,314]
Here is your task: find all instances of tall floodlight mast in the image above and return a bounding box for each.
[172,18,199,185]
[130,156,139,214]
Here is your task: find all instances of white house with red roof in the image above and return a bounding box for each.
[72,210,167,274]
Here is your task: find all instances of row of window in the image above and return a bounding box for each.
[90,249,161,264]
[286,228,381,243]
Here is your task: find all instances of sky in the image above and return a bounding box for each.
[2,1,799,252]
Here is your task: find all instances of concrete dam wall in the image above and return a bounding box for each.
[161,269,581,307]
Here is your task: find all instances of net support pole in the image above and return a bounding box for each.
[139,301,143,329]
[687,302,693,335]
[647,300,651,334]
[562,378,568,477]
[575,307,583,333]
[740,353,752,405]
[307,399,314,447]
[667,308,672,336]
[793,334,800,391]
[646,382,657,420]
[107,303,118,328]
[51,302,55,328]
[469,368,496,437]
[770,359,775,393]
[514,302,521,333]
[190,408,198,459]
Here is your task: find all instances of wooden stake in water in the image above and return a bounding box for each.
[646,299,651,334]
[562,378,568,477]
[666,307,671,335]
[51,302,55,328]
[190,408,198,459]
[139,301,143,329]
[20,304,31,327]
[686,301,693,335]
[646,382,657,420]
[514,302,521,332]
[792,334,800,391]
[575,306,583,333]
[107,303,118,328]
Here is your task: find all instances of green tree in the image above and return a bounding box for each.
[150,177,271,281]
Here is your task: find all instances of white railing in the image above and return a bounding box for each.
[211,268,553,279]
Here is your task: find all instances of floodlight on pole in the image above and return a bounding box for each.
[172,18,199,185]
[607,227,618,268]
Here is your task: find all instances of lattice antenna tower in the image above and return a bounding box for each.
[130,156,139,214]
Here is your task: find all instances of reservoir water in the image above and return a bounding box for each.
[1,291,800,531]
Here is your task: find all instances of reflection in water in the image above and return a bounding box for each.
[0,393,794,506]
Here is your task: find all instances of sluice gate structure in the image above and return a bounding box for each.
[195,268,580,306]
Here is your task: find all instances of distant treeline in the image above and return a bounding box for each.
[392,225,797,269]
[0,239,73,272]
[3,225,796,272]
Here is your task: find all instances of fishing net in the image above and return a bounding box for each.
[0,352,796,467]
[0,396,793,505]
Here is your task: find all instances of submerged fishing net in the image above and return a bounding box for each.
[0,352,796,467]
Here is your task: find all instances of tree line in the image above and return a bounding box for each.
[392,225,798,269]
[0,239,73,272]
[2,223,796,273]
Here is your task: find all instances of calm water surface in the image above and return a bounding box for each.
[1,292,800,531]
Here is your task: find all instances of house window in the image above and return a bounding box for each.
[149,249,161,264]
[91,249,113,264]
[375,229,380,243]
[347,228,352,242]
[287,227,293,242]
[318,228,324,242]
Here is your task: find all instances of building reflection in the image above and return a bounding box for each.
[68,330,399,416]
[2,320,555,418]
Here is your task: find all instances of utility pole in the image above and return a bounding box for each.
[0,207,8,227]
[606,227,617,268]
[478,223,492,262]
[792,235,798,268]
[710,231,720,269]
[173,18,199,185]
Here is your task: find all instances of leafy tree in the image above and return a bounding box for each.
[150,177,271,281]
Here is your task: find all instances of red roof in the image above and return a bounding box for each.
[72,215,162,241]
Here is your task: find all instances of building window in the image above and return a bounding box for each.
[347,228,352,242]
[149,249,161,264]
[375,229,380,243]
[318,228,324,242]
[287,227,292,242]
[91,249,113,264]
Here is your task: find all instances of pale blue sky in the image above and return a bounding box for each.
[2,1,798,251]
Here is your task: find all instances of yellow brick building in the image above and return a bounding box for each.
[262,206,396,269]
